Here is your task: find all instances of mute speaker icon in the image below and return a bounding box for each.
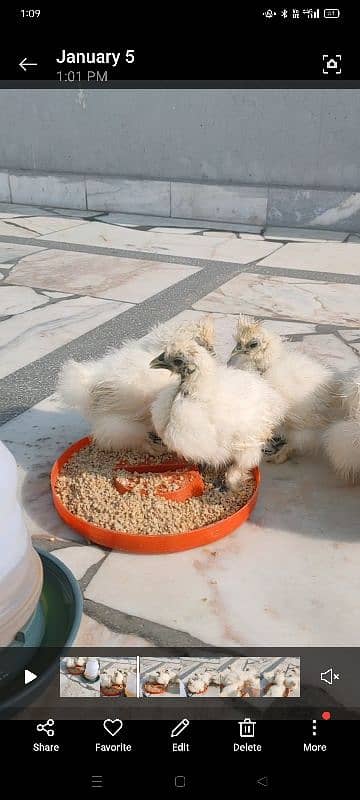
[320,667,340,685]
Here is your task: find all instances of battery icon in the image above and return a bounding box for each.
[324,8,340,17]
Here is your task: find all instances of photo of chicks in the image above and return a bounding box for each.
[184,661,222,698]
[99,658,137,698]
[219,657,300,698]
[140,656,300,698]
[140,658,185,697]
[59,655,300,700]
[59,656,100,697]
[58,315,285,493]
[140,657,225,698]
[58,311,360,498]
[53,315,286,542]
[59,657,138,698]
[261,659,300,698]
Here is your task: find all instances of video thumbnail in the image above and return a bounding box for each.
[0,9,358,723]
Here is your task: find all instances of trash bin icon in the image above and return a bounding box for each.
[238,718,256,738]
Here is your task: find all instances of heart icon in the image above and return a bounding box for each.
[322,711,331,721]
[103,718,123,736]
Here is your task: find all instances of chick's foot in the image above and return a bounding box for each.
[225,464,252,492]
[145,431,168,456]
[212,476,228,493]
[265,442,291,464]
[262,434,287,457]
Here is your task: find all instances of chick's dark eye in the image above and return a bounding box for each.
[248,340,259,349]
[173,357,184,366]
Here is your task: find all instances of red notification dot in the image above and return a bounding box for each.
[322,711,331,720]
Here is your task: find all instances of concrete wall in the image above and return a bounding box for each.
[0,89,359,190]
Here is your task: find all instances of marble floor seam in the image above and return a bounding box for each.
[83,598,208,648]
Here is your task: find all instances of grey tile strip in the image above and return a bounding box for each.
[0,232,260,270]
[335,329,360,358]
[246,263,360,285]
[0,258,243,425]
[79,554,109,593]
[1,233,360,284]
[83,598,208,647]
[0,233,279,274]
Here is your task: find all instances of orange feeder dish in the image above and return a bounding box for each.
[114,473,149,496]
[51,436,260,554]
[155,469,205,502]
[114,467,205,502]
[114,457,188,474]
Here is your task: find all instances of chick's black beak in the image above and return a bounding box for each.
[227,345,241,366]
[150,352,172,370]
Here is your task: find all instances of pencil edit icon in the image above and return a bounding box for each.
[171,719,190,738]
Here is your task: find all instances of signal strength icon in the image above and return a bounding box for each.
[312,719,317,736]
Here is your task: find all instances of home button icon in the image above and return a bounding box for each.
[174,775,186,788]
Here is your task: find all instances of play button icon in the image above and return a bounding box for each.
[24,669,37,685]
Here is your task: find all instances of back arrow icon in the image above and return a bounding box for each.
[257,776,269,788]
[19,58,38,71]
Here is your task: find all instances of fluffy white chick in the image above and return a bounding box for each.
[237,669,259,697]
[187,675,208,694]
[283,674,300,696]
[57,317,215,453]
[146,669,160,683]
[323,367,360,481]
[207,670,221,686]
[147,669,170,687]
[221,670,259,697]
[228,315,337,463]
[162,667,179,684]
[263,671,286,697]
[221,667,244,686]
[150,329,285,490]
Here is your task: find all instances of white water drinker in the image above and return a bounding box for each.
[0,441,43,647]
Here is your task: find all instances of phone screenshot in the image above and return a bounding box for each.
[0,5,358,792]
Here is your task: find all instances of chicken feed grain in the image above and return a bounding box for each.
[55,442,256,535]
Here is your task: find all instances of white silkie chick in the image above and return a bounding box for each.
[150,330,286,490]
[221,671,258,697]
[283,674,300,696]
[221,668,243,686]
[147,669,171,687]
[187,675,208,694]
[147,670,162,683]
[237,670,260,697]
[228,316,337,463]
[323,367,360,481]
[207,671,221,686]
[57,317,215,453]
[163,667,179,684]
[157,670,172,687]
[264,670,286,697]
[112,670,125,686]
